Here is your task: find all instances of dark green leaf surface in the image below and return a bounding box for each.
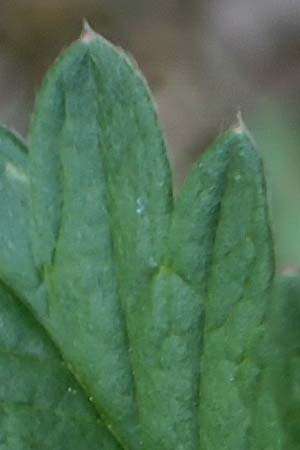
[132,131,240,450]
[128,128,275,450]
[193,128,274,450]
[29,33,172,449]
[0,283,121,450]
[0,127,39,303]
[269,275,300,449]
[131,268,202,450]
[0,127,122,448]
[169,130,242,291]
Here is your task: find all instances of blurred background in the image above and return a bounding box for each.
[1,0,300,268]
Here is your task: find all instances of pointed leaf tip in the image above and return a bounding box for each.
[231,110,256,148]
[231,110,248,135]
[81,19,97,43]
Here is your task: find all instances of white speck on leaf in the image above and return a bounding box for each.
[136,197,146,216]
[149,256,158,269]
[5,162,28,184]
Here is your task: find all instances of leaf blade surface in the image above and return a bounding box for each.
[29,35,173,449]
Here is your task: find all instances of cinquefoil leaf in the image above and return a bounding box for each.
[0,29,278,450]
[126,128,275,450]
[29,32,172,449]
[196,127,274,450]
[132,131,240,450]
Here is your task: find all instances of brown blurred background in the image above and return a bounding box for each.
[1,0,300,265]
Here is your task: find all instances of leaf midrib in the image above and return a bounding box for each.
[30,48,134,450]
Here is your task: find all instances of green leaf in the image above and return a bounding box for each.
[269,275,300,449]
[129,268,202,450]
[191,128,274,449]
[29,33,172,449]
[169,130,242,291]
[0,282,121,449]
[0,29,279,450]
[131,131,240,450]
[124,128,275,450]
[0,127,39,301]
[0,127,121,448]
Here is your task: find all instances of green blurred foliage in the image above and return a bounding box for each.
[251,103,300,269]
